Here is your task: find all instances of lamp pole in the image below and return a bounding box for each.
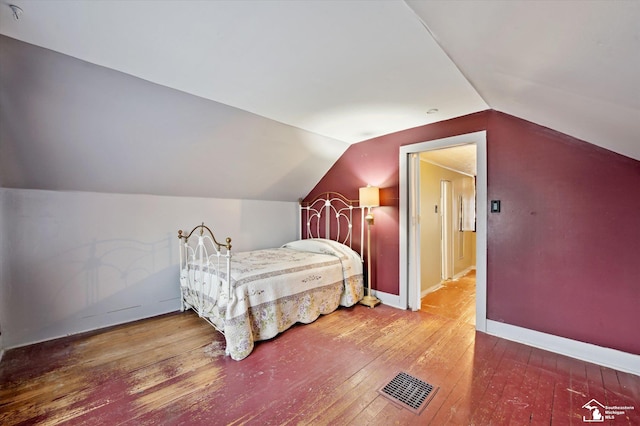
[360,206,380,308]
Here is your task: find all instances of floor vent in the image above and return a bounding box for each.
[378,372,438,415]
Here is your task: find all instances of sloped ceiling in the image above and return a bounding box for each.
[0,1,638,200]
[407,0,640,162]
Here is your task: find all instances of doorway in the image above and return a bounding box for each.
[399,131,487,332]
[440,179,454,282]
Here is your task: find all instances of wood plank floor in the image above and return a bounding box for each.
[1,271,639,425]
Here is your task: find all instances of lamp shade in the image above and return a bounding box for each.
[359,186,380,207]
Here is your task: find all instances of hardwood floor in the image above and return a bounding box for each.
[1,272,638,425]
[420,270,476,327]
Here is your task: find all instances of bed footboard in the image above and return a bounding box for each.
[177,223,232,319]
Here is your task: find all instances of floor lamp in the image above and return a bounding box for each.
[359,185,381,308]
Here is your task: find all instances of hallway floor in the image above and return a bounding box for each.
[420,269,476,326]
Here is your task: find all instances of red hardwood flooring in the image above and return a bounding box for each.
[1,271,638,425]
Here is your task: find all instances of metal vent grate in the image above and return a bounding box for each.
[378,372,438,415]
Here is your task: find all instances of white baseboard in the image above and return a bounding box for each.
[420,284,443,299]
[452,266,475,280]
[366,297,639,375]
[419,266,476,298]
[363,291,638,376]
[486,320,640,376]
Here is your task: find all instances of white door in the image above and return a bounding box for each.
[440,180,454,281]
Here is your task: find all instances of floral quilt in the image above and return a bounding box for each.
[181,239,364,360]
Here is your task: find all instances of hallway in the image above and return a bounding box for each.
[421,269,476,326]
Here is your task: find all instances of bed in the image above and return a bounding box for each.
[177,192,365,360]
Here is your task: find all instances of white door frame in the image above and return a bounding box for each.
[440,180,454,281]
[399,131,487,332]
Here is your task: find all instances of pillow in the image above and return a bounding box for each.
[282,238,361,262]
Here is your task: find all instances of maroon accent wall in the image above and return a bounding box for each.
[486,112,640,355]
[306,111,488,295]
[305,110,640,355]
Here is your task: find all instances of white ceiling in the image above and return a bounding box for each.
[420,144,477,177]
[0,0,487,144]
[0,1,638,200]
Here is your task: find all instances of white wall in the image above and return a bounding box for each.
[0,188,298,349]
[419,161,442,294]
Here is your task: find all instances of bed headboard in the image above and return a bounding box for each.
[299,192,365,256]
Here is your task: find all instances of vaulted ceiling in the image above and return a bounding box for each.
[1,1,638,200]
